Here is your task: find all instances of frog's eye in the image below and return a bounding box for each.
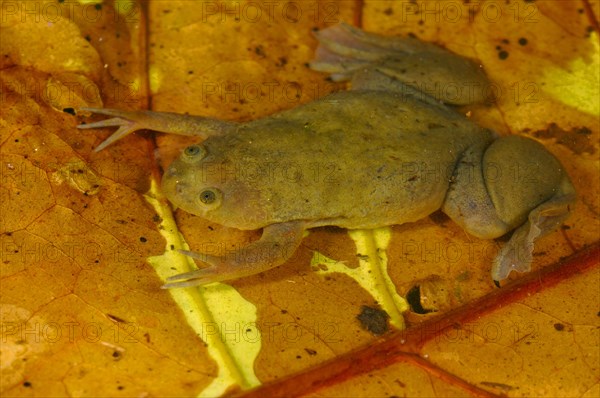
[182,145,206,163]
[198,188,222,209]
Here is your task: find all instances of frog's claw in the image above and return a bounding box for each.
[77,107,237,151]
[162,222,306,288]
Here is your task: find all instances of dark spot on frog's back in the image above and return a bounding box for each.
[427,122,445,129]
[360,131,376,141]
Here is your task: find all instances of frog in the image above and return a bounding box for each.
[78,23,575,288]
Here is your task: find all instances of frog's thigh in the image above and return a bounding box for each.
[443,136,576,281]
[484,136,575,280]
[483,136,567,228]
[442,141,510,239]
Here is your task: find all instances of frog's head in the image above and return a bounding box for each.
[161,143,270,230]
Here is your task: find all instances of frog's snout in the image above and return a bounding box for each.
[161,164,182,201]
[162,162,190,189]
[161,169,192,214]
[164,164,179,179]
[163,163,197,196]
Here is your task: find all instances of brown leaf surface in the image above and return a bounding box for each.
[1,0,598,397]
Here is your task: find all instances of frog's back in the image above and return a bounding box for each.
[204,90,494,229]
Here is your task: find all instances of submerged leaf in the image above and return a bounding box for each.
[1,0,598,396]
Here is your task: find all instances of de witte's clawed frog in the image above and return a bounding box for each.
[78,24,575,287]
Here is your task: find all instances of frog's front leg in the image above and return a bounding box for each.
[162,221,307,288]
[442,135,576,283]
[77,108,237,151]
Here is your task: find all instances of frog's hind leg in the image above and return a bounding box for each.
[490,179,574,283]
[348,69,449,109]
[78,108,237,152]
[442,136,575,283]
[310,23,490,105]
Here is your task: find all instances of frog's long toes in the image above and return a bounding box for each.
[157,250,223,288]
[77,117,127,129]
[92,124,139,152]
[78,107,137,119]
[78,118,133,152]
[161,266,218,289]
[77,108,145,152]
[178,249,220,266]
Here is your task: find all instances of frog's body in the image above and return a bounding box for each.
[166,90,495,230]
[79,24,575,287]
